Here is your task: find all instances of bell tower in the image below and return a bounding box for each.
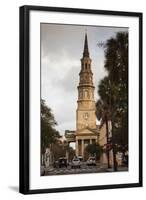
[76,33,96,131]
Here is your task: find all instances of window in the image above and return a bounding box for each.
[84,90,88,98]
[85,63,87,69]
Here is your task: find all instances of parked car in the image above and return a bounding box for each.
[86,157,96,166]
[58,157,68,168]
[71,158,81,168]
[122,155,128,166]
[53,160,59,168]
[41,165,45,176]
[78,156,83,162]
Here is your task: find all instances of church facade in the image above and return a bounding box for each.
[65,33,110,161]
[75,33,98,159]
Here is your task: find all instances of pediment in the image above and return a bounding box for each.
[77,127,97,135]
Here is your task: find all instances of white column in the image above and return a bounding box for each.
[81,140,84,157]
[76,140,79,156]
[90,139,92,144]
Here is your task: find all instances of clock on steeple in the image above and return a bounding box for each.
[76,33,96,131]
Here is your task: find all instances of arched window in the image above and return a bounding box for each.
[85,63,87,69]
[84,90,89,98]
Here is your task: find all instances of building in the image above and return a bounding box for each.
[98,122,113,166]
[75,33,98,159]
[65,33,112,163]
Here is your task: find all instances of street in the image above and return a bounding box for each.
[44,162,128,176]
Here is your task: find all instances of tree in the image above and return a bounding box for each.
[105,32,128,84]
[96,32,128,171]
[51,142,65,161]
[85,143,103,160]
[51,140,75,161]
[41,99,60,155]
[62,140,76,161]
[68,146,76,161]
[104,32,128,147]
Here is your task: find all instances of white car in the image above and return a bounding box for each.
[86,157,96,166]
[71,158,81,168]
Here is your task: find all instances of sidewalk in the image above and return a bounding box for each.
[106,166,128,172]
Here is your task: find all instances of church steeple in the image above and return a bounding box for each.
[79,33,93,87]
[83,33,89,57]
[76,33,97,158]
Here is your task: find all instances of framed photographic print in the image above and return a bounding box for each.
[19,5,143,194]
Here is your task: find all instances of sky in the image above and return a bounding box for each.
[41,23,128,137]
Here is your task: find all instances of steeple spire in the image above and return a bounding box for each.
[83,33,89,57]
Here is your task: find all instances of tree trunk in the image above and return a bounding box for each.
[111,120,117,171]
[105,117,110,168]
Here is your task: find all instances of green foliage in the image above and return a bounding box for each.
[51,142,65,161]
[51,140,75,161]
[96,97,111,123]
[68,147,76,161]
[41,99,60,154]
[105,32,128,85]
[85,143,103,160]
[96,32,128,147]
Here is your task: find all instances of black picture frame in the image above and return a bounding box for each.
[19,5,143,194]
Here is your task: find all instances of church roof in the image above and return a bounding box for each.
[83,33,89,57]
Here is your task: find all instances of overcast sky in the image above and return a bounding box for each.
[41,24,128,136]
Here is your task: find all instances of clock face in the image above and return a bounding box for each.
[83,112,89,120]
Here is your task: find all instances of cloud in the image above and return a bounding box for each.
[41,23,128,135]
[54,64,79,93]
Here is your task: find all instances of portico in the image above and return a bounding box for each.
[76,137,97,156]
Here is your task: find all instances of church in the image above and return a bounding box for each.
[65,33,112,163]
[75,33,98,159]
